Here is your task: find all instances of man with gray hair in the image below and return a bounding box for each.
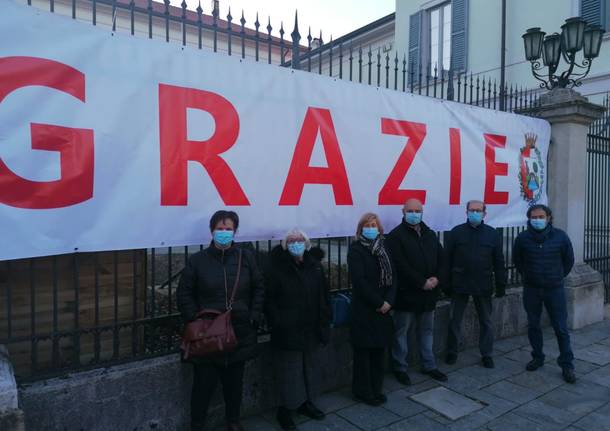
[444,200,506,368]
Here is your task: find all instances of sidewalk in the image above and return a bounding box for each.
[232,319,610,431]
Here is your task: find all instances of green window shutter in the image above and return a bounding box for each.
[408,10,423,85]
[450,0,469,72]
[580,0,604,26]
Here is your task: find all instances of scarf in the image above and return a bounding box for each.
[359,234,393,288]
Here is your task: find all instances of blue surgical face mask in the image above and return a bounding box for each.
[530,218,547,231]
[404,212,422,225]
[213,230,234,246]
[287,241,306,257]
[467,211,483,226]
[362,227,379,240]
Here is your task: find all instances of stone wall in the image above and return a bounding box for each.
[20,286,543,430]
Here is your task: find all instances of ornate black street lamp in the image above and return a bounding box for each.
[522,17,604,90]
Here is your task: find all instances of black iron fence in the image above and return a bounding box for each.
[586,95,610,303]
[1,0,540,381]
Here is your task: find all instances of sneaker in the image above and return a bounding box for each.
[423,369,448,382]
[445,353,457,365]
[297,401,325,420]
[562,368,576,384]
[526,359,544,371]
[394,371,412,386]
[276,407,296,430]
[482,356,495,369]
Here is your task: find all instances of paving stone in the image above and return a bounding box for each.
[538,386,607,417]
[572,330,610,348]
[383,413,449,431]
[440,371,484,393]
[336,402,401,431]
[482,380,543,404]
[572,359,600,375]
[315,389,357,414]
[574,344,610,366]
[441,350,482,373]
[485,411,559,431]
[297,413,362,431]
[382,389,428,418]
[382,374,406,394]
[422,410,453,425]
[513,399,581,429]
[455,357,522,387]
[494,337,529,353]
[403,379,441,395]
[581,364,610,388]
[467,390,518,419]
[507,368,565,393]
[597,337,610,346]
[410,387,484,420]
[573,402,610,431]
[236,416,278,431]
[561,379,610,399]
[502,348,532,364]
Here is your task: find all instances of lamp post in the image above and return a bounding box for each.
[522,17,604,90]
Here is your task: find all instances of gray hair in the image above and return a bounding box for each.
[281,228,311,251]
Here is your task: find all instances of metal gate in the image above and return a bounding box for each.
[585,95,610,303]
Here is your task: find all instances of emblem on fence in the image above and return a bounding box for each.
[518,133,544,204]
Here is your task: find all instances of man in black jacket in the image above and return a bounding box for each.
[387,198,447,384]
[444,200,506,369]
[513,204,576,384]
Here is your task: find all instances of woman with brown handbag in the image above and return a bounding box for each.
[177,210,265,431]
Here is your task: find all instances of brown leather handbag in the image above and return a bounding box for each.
[181,250,242,359]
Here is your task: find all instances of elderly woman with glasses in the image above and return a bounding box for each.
[348,212,396,406]
[265,229,331,430]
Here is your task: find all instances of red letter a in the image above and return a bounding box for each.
[159,84,249,206]
[279,108,353,205]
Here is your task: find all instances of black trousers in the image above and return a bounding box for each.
[352,347,385,399]
[447,294,493,357]
[191,361,245,430]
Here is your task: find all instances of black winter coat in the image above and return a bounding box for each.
[347,240,397,349]
[177,244,265,364]
[445,222,506,297]
[386,221,445,313]
[264,246,331,351]
[513,224,574,289]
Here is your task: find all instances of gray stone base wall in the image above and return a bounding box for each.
[19,286,549,430]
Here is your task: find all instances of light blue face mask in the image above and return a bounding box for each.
[213,230,234,246]
[362,227,379,240]
[404,212,422,225]
[287,241,306,257]
[530,218,547,231]
[467,211,483,226]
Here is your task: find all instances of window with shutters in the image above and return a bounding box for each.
[580,0,610,29]
[429,2,452,74]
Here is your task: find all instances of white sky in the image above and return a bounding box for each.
[155,0,396,40]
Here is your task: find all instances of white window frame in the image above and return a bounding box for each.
[421,1,452,77]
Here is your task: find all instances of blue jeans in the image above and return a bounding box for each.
[392,310,437,372]
[523,286,574,370]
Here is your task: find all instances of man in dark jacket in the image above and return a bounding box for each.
[387,198,447,384]
[444,200,506,369]
[513,204,576,384]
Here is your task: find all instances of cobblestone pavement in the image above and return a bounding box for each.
[229,319,610,430]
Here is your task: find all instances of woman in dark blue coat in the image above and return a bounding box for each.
[347,213,396,406]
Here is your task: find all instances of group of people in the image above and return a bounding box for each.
[177,200,576,431]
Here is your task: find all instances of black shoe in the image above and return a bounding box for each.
[482,356,495,369]
[374,393,388,404]
[353,393,384,406]
[562,368,576,384]
[445,353,457,365]
[423,369,448,382]
[526,359,544,371]
[297,401,325,420]
[276,407,296,430]
[394,371,412,386]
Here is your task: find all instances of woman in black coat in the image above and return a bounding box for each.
[347,213,396,406]
[177,210,265,431]
[265,229,331,430]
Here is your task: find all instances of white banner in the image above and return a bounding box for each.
[0,1,550,260]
